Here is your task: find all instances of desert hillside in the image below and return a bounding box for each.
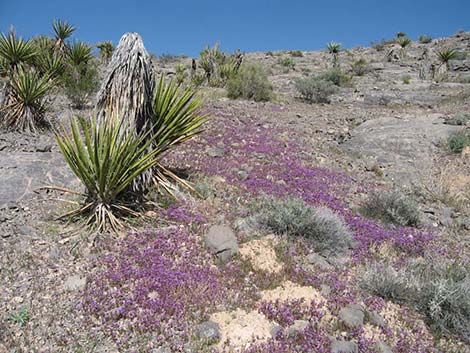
[1,26,470,353]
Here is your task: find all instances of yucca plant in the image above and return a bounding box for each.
[55,116,164,232]
[0,33,36,75]
[96,41,114,64]
[326,42,341,67]
[437,49,457,70]
[52,19,75,53]
[35,51,65,79]
[0,69,55,131]
[397,37,412,48]
[68,41,93,67]
[55,75,207,232]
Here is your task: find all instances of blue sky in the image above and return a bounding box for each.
[1,0,468,57]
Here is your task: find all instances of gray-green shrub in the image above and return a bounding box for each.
[447,129,470,153]
[253,196,353,256]
[444,113,470,126]
[359,258,470,342]
[318,68,351,87]
[295,76,337,103]
[226,64,273,102]
[361,190,420,227]
[351,58,369,76]
[419,35,432,44]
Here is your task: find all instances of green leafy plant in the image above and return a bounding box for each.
[0,69,55,131]
[437,49,457,70]
[351,58,368,76]
[96,41,114,63]
[318,68,351,87]
[52,19,75,52]
[447,129,470,153]
[8,307,30,327]
[68,41,93,67]
[0,33,36,75]
[279,57,296,71]
[419,35,432,44]
[326,41,341,67]
[226,63,273,102]
[402,74,411,84]
[289,50,303,57]
[295,75,337,103]
[397,37,412,48]
[63,61,99,109]
[55,76,207,232]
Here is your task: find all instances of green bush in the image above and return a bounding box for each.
[278,57,296,71]
[318,68,351,87]
[226,64,273,102]
[63,61,99,109]
[402,74,411,84]
[253,196,353,256]
[289,50,303,57]
[295,76,337,104]
[444,113,470,126]
[419,35,432,44]
[351,58,368,76]
[447,129,470,153]
[361,190,420,227]
[359,258,470,342]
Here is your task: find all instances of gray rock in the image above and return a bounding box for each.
[365,309,386,328]
[331,339,358,353]
[64,275,86,291]
[194,320,220,343]
[306,253,334,270]
[341,114,461,185]
[374,340,393,353]
[151,347,171,353]
[320,284,332,297]
[441,207,453,227]
[203,225,239,262]
[270,323,282,337]
[207,143,225,157]
[339,304,364,328]
[286,320,309,336]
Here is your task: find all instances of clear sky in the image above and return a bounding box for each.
[1,0,468,57]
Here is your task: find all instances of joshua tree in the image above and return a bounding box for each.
[52,19,75,53]
[326,42,341,67]
[96,41,114,64]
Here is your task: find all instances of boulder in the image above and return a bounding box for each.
[331,339,358,353]
[194,320,221,344]
[339,304,364,328]
[204,225,239,262]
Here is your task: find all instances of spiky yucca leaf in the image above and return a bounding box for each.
[55,116,165,232]
[397,37,412,48]
[52,19,75,50]
[68,41,93,67]
[326,42,341,54]
[0,69,55,131]
[0,33,36,74]
[35,51,65,78]
[437,49,457,68]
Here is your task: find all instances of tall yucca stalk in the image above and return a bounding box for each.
[0,69,55,131]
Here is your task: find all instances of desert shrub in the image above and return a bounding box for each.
[190,72,205,87]
[396,32,407,38]
[295,75,337,104]
[361,190,420,227]
[175,63,187,85]
[371,39,396,51]
[289,50,303,57]
[226,63,273,102]
[447,129,470,153]
[56,76,207,232]
[359,258,470,342]
[351,58,368,76]
[278,57,295,71]
[253,196,353,256]
[444,113,470,126]
[452,50,468,60]
[198,43,242,87]
[402,74,411,84]
[62,61,99,108]
[419,35,432,44]
[158,53,179,65]
[318,68,351,87]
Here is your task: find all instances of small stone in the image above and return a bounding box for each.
[331,339,358,353]
[270,324,282,337]
[441,207,453,227]
[365,309,386,328]
[374,340,393,353]
[64,275,86,291]
[339,304,364,328]
[286,320,309,336]
[320,284,331,297]
[306,253,333,270]
[207,143,225,157]
[203,225,239,262]
[194,320,220,344]
[237,170,249,181]
[17,225,34,236]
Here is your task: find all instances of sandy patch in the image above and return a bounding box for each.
[260,280,325,303]
[210,308,275,350]
[239,235,283,274]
